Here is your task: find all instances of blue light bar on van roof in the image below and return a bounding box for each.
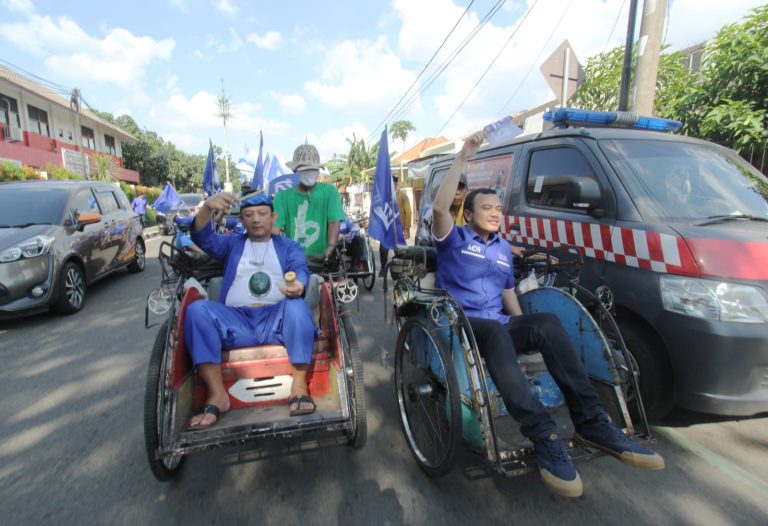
[543,107,682,132]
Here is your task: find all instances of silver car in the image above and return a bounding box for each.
[0,180,146,316]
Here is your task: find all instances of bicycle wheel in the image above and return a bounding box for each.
[362,240,376,290]
[144,320,185,481]
[394,316,461,477]
[339,311,367,449]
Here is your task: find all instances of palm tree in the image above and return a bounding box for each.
[90,153,116,182]
[389,120,415,157]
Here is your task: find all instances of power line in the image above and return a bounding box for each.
[0,58,71,96]
[366,0,508,143]
[496,0,575,117]
[602,0,628,52]
[366,0,476,142]
[384,0,507,131]
[436,0,539,136]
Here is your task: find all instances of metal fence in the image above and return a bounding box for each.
[741,141,768,176]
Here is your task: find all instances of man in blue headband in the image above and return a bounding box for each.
[184,190,316,427]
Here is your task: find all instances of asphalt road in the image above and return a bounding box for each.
[1,236,767,526]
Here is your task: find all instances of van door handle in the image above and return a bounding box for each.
[508,223,520,231]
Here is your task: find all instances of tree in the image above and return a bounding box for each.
[570,45,690,118]
[669,5,768,156]
[389,120,415,156]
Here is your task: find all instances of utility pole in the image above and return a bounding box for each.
[630,0,667,115]
[618,0,639,111]
[217,79,232,191]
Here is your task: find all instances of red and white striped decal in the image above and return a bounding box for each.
[501,216,700,275]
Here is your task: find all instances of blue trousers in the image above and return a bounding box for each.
[468,313,606,442]
[184,298,315,366]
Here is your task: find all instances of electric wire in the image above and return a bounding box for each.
[435,0,538,136]
[383,0,507,131]
[366,0,476,142]
[602,0,628,52]
[0,58,71,96]
[496,0,574,117]
[367,0,508,144]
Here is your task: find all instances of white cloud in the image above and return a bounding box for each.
[0,10,174,88]
[665,0,764,49]
[168,0,188,13]
[269,92,306,114]
[149,90,291,139]
[388,0,768,143]
[1,0,34,14]
[305,36,417,111]
[305,122,371,161]
[246,31,282,50]
[205,28,243,53]
[161,131,203,152]
[213,0,238,15]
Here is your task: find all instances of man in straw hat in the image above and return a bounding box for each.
[273,144,346,265]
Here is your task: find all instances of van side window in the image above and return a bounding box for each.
[526,148,600,211]
[71,189,100,214]
[96,190,120,215]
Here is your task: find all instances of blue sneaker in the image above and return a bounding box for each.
[533,434,583,497]
[575,414,665,470]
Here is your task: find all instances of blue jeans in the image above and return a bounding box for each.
[468,313,606,441]
[184,298,315,366]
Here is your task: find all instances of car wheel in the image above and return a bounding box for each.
[619,320,675,422]
[128,239,146,273]
[53,262,86,314]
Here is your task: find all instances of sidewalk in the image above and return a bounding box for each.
[143,225,163,239]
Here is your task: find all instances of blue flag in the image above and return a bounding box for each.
[368,127,405,250]
[202,139,221,197]
[250,131,264,191]
[268,172,300,197]
[152,182,183,213]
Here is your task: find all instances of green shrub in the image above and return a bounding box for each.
[0,161,26,181]
[145,207,158,227]
[44,164,81,180]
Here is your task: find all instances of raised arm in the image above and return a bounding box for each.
[194,192,239,232]
[431,131,484,239]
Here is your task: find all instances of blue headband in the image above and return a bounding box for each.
[239,191,273,209]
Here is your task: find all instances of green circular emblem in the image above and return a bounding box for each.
[248,271,271,297]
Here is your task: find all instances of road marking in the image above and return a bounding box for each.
[655,426,768,498]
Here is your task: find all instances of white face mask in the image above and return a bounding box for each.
[298,168,320,187]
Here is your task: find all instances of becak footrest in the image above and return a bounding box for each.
[391,246,437,279]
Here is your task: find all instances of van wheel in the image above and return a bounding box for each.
[619,321,674,422]
[53,262,86,314]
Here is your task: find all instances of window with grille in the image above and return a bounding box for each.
[27,105,50,136]
[104,134,116,155]
[81,126,96,149]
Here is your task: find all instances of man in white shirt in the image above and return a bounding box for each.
[185,191,316,427]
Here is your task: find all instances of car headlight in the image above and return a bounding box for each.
[660,275,768,323]
[0,235,55,263]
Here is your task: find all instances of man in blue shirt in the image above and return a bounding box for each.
[131,193,148,227]
[184,191,316,428]
[431,131,664,498]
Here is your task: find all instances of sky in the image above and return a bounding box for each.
[0,0,765,172]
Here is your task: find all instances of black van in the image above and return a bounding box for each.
[415,109,768,419]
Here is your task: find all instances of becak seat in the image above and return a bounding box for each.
[168,282,334,415]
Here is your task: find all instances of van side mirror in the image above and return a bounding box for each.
[76,211,102,231]
[570,177,603,215]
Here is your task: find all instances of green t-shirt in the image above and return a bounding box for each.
[273,183,346,255]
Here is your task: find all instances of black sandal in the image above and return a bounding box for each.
[188,404,224,429]
[288,395,317,416]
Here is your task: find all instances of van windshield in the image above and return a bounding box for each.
[603,139,768,222]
